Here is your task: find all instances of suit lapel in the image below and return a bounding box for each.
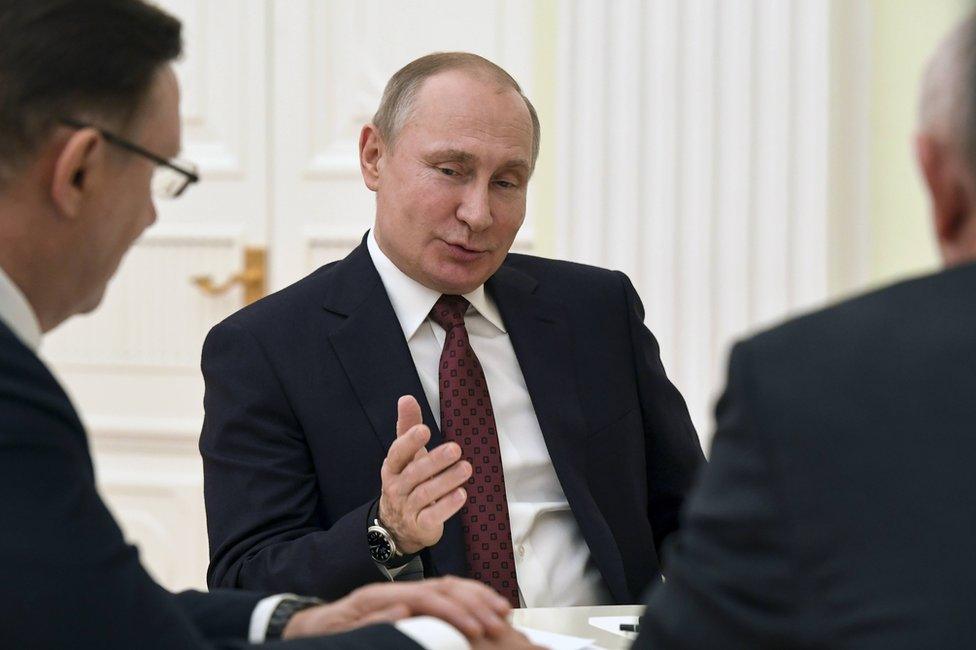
[322,239,466,576]
[488,264,631,603]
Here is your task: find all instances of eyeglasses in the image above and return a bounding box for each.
[58,117,199,199]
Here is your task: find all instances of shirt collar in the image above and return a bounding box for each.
[0,263,42,352]
[366,229,507,339]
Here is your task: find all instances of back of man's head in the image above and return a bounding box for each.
[917,10,976,266]
[0,0,182,189]
[919,12,976,166]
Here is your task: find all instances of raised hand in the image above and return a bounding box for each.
[378,395,471,554]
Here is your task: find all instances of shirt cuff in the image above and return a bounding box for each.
[249,593,294,643]
[395,616,471,650]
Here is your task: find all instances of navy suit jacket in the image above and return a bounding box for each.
[201,238,704,603]
[0,320,415,649]
[637,261,976,649]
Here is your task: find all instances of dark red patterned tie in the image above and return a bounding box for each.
[429,294,520,607]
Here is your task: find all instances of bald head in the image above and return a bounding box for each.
[919,11,976,167]
[916,11,976,267]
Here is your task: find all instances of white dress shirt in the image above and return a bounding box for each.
[0,263,459,649]
[367,230,614,609]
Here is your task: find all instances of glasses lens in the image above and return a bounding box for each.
[151,167,184,199]
[151,160,198,199]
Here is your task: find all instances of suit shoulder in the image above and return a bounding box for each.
[0,330,84,447]
[0,329,65,405]
[502,253,624,291]
[0,330,44,380]
[731,265,976,419]
[746,266,975,356]
[504,252,620,279]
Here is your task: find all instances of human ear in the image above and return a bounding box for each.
[50,128,101,219]
[359,123,385,192]
[917,134,968,240]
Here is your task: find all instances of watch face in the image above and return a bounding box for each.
[368,528,394,563]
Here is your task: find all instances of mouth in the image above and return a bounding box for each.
[441,240,488,261]
[446,241,485,254]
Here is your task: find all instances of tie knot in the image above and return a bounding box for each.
[430,295,469,331]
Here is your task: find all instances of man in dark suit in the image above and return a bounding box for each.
[636,11,976,649]
[201,53,705,607]
[0,2,532,648]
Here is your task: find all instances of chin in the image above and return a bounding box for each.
[430,272,487,295]
[427,261,498,294]
[76,286,108,316]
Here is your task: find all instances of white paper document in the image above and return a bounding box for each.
[515,625,597,650]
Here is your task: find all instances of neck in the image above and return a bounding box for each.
[0,202,73,334]
[0,251,70,335]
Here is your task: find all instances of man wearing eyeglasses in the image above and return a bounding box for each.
[0,1,537,649]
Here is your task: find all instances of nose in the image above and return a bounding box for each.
[456,182,492,233]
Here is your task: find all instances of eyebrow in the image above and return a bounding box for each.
[427,148,530,173]
[500,159,531,173]
[428,149,475,164]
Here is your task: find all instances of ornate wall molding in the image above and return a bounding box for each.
[554,0,859,444]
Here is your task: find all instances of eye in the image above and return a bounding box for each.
[494,179,518,189]
[439,167,460,177]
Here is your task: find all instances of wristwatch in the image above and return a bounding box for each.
[265,595,324,640]
[367,517,405,565]
[367,499,418,568]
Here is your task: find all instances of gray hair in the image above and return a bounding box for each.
[918,11,976,172]
[372,52,541,172]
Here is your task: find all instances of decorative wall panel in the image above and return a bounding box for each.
[555,0,848,445]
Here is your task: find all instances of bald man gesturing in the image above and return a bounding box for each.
[201,52,703,609]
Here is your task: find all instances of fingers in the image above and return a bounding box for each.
[430,577,511,636]
[351,580,512,641]
[352,603,411,629]
[404,589,485,638]
[415,487,466,533]
[412,444,429,461]
[396,395,428,460]
[509,630,541,649]
[358,583,487,639]
[383,425,431,477]
[471,629,544,650]
[396,395,423,438]
[432,577,511,616]
[406,460,471,512]
[397,441,464,492]
[411,459,467,507]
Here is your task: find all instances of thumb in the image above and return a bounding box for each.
[396,395,423,438]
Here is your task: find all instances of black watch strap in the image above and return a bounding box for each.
[265,595,324,641]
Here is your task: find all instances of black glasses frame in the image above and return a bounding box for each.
[58,117,199,195]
